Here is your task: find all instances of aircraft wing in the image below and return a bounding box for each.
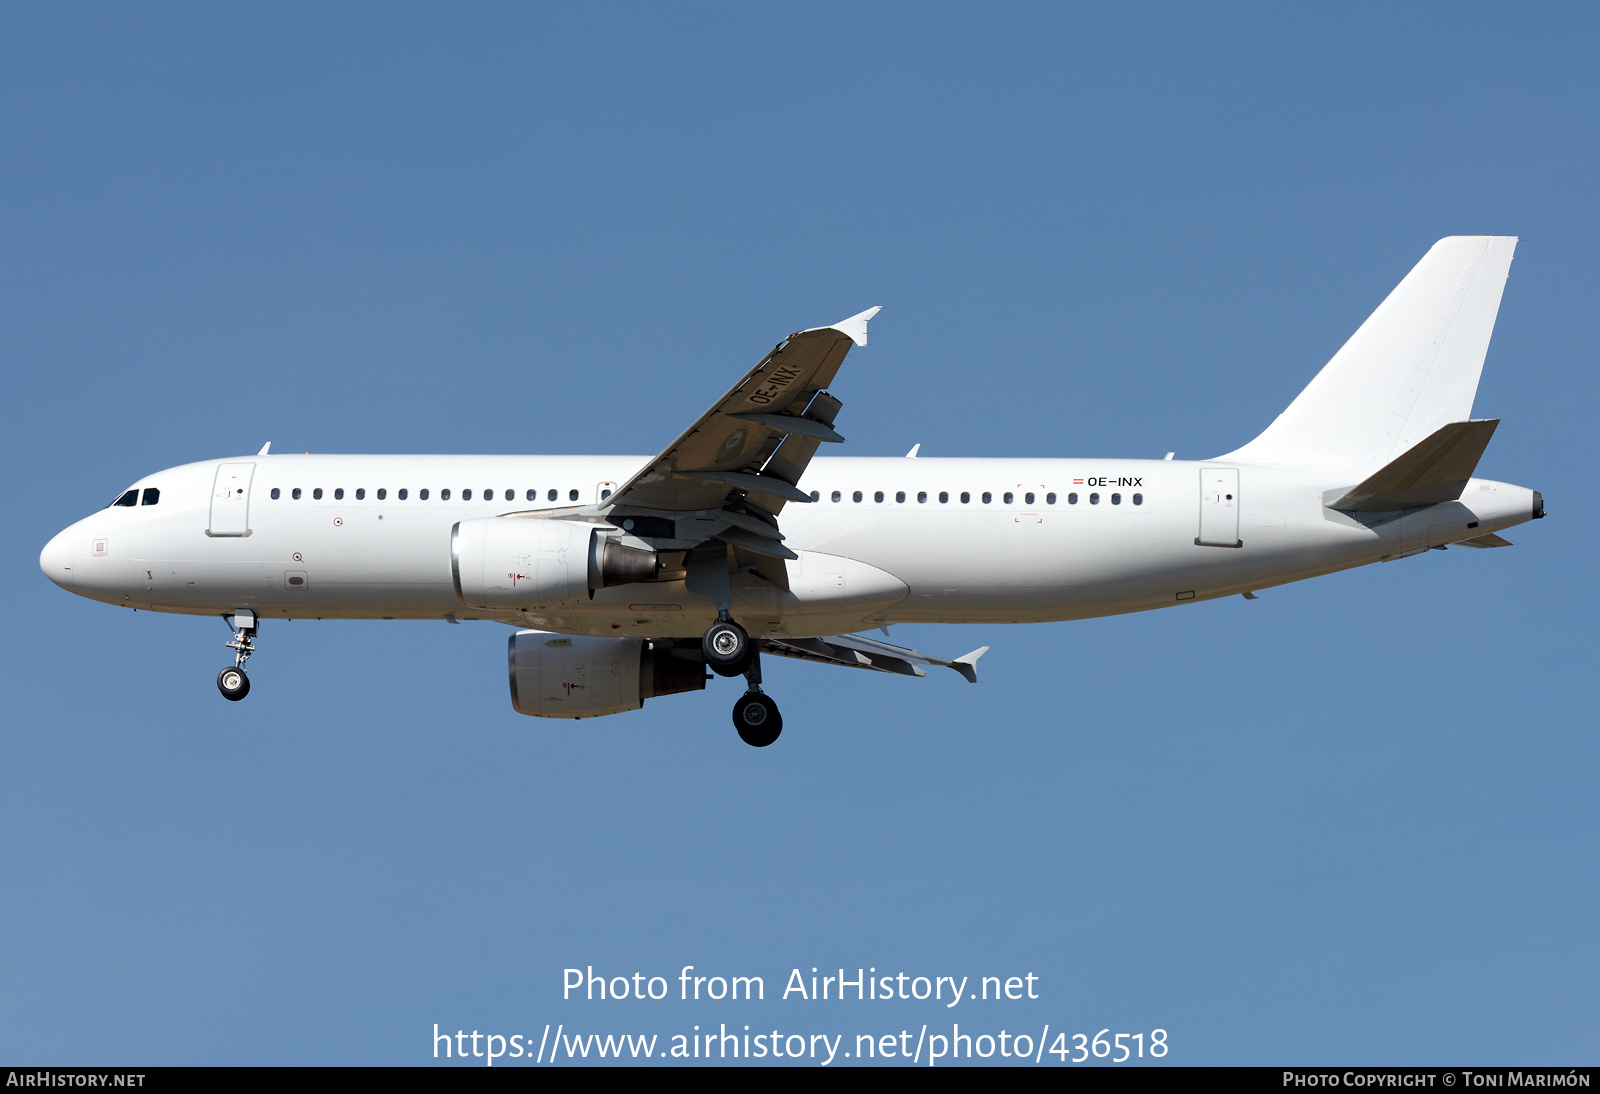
[603,307,881,531]
[761,633,989,683]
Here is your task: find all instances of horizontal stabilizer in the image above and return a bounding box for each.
[1456,532,1513,548]
[1328,419,1498,512]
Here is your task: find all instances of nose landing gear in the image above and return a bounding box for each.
[217,666,250,701]
[731,651,781,747]
[218,610,257,702]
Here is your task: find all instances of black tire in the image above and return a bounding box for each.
[702,618,753,677]
[732,692,782,747]
[217,667,250,701]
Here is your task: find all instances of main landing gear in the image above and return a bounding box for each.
[218,610,257,702]
[702,612,754,676]
[731,649,782,748]
[701,613,781,746]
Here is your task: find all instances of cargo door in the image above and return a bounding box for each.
[208,463,255,537]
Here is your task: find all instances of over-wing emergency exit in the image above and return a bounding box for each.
[40,237,1543,746]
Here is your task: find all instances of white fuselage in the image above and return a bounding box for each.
[40,453,1539,639]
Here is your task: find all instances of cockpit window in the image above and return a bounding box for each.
[111,489,138,507]
[141,488,160,506]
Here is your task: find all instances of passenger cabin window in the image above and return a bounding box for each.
[506,489,515,501]
[960,491,970,504]
[441,488,451,500]
[1090,492,1100,504]
[270,488,281,500]
[398,488,408,500]
[420,488,429,500]
[483,488,492,500]
[874,491,884,503]
[1046,492,1056,505]
[526,489,536,501]
[548,489,557,501]
[1133,493,1143,505]
[141,488,159,506]
[896,491,906,503]
[831,490,842,502]
[1068,492,1078,504]
[335,488,344,500]
[568,489,579,501]
[917,491,928,503]
[377,488,387,500]
[1003,492,1013,504]
[810,490,820,501]
[853,490,863,503]
[463,489,472,500]
[1025,492,1035,505]
[601,489,612,500]
[939,492,948,503]
[313,488,323,500]
[1111,493,1121,505]
[292,488,302,500]
[982,492,991,504]
[355,488,366,500]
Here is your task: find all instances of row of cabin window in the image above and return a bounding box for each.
[269,487,592,502]
[110,488,160,507]
[813,489,1144,506]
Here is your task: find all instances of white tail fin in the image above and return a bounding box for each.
[1220,236,1517,470]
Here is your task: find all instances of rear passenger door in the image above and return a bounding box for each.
[1196,467,1240,548]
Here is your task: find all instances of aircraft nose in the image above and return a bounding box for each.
[40,528,74,589]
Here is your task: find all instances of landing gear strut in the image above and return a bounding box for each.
[218,610,257,702]
[703,611,754,677]
[731,652,781,747]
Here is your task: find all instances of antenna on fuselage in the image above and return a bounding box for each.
[257,442,271,455]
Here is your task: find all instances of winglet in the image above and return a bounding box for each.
[829,305,882,347]
[257,442,271,455]
[950,645,990,684]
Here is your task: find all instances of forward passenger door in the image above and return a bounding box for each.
[208,463,255,537]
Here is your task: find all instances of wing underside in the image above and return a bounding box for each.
[762,633,989,683]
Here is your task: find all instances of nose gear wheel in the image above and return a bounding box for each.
[217,667,250,701]
[218,612,258,702]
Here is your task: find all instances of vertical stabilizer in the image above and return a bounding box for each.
[1219,236,1517,470]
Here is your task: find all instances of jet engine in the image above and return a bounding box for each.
[452,517,657,610]
[508,631,707,718]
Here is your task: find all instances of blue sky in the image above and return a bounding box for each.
[1,3,1594,1065]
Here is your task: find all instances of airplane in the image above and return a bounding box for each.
[39,236,1542,747]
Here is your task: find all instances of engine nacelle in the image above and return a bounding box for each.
[508,631,707,719]
[452,517,657,610]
